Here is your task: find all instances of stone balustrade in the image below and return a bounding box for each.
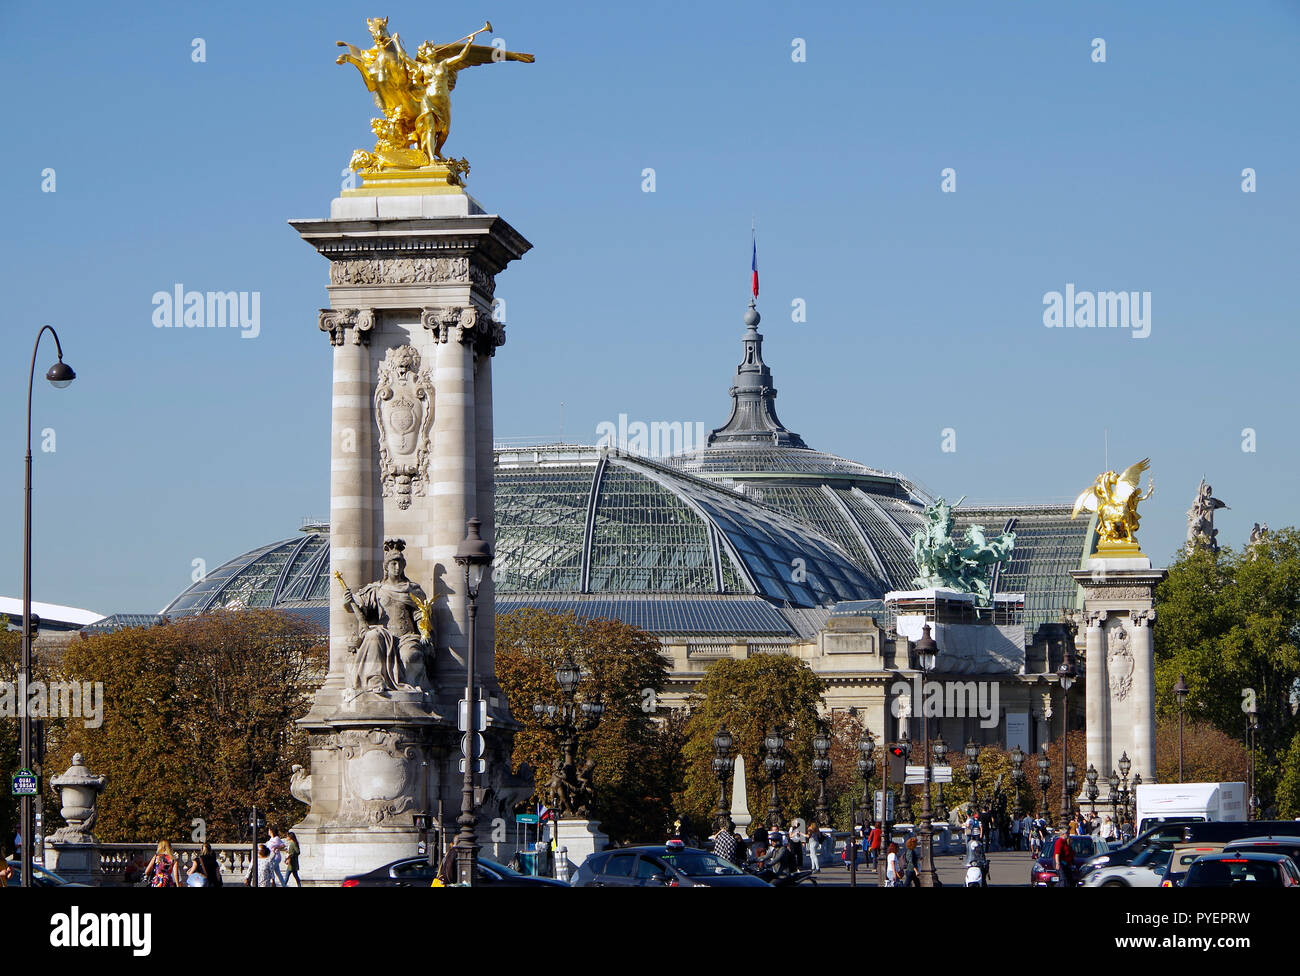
[91,843,258,887]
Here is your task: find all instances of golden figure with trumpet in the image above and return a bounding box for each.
[336,17,534,185]
[333,539,436,697]
[1071,457,1155,555]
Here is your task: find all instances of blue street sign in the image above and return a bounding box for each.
[11,769,38,796]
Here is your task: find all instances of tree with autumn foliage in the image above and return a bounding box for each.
[495,609,681,844]
[45,610,325,843]
[675,654,825,829]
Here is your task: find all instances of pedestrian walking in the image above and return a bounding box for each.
[965,834,987,888]
[266,826,288,887]
[145,840,181,888]
[884,841,900,887]
[244,844,278,887]
[711,820,737,864]
[867,821,882,867]
[0,852,12,887]
[807,820,821,872]
[1051,829,1075,887]
[283,831,302,886]
[788,819,806,869]
[902,836,920,887]
[1011,813,1022,851]
[1101,816,1117,842]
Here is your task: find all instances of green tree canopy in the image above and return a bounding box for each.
[1155,531,1300,814]
[47,610,325,843]
[675,654,826,830]
[495,609,680,843]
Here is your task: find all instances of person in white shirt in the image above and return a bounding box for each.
[244,845,278,887]
[885,842,900,887]
[266,827,288,887]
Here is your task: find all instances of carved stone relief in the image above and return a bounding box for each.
[331,730,421,826]
[330,256,470,286]
[1106,619,1135,702]
[375,345,435,509]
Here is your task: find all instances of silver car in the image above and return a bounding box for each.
[1082,845,1172,887]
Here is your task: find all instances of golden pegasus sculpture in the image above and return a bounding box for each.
[336,17,534,181]
[1071,458,1155,552]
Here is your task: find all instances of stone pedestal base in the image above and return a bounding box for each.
[43,840,100,886]
[555,819,608,877]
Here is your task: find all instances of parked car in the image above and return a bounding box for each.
[1181,852,1300,888]
[572,844,772,887]
[1159,843,1225,887]
[341,855,568,887]
[1222,835,1300,866]
[3,860,88,887]
[1031,835,1108,886]
[1082,845,1172,887]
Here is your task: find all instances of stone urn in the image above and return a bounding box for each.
[50,753,108,843]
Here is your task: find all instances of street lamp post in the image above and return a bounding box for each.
[1057,650,1077,828]
[18,325,76,887]
[1085,764,1099,819]
[453,517,493,886]
[965,739,982,816]
[1010,745,1026,824]
[854,728,875,889]
[1246,703,1259,821]
[1118,751,1133,826]
[896,727,913,825]
[812,720,832,827]
[1174,674,1189,782]
[933,734,949,824]
[762,728,786,829]
[913,624,941,887]
[1037,749,1051,820]
[712,727,734,831]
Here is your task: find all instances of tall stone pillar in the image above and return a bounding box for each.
[1071,561,1167,790]
[1083,610,1108,784]
[290,191,531,884]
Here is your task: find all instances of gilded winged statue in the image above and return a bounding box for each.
[337,17,534,177]
[1071,458,1154,548]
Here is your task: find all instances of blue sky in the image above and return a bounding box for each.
[1,1,1296,613]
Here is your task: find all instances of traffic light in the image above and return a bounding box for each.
[889,742,909,761]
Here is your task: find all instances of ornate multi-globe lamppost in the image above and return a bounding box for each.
[965,739,982,814]
[1085,764,1100,818]
[1057,649,1078,827]
[453,517,493,886]
[1116,750,1133,825]
[812,721,832,826]
[913,623,941,886]
[763,728,787,829]
[532,653,606,822]
[1010,745,1026,823]
[933,734,949,823]
[712,726,735,831]
[1246,699,1260,821]
[896,727,913,824]
[857,728,876,827]
[18,326,76,889]
[1037,749,1052,820]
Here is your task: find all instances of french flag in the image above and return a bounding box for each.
[751,234,759,299]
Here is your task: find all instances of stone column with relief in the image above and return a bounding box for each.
[288,184,531,884]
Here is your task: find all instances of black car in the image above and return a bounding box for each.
[1182,852,1300,888]
[341,855,568,887]
[572,844,772,887]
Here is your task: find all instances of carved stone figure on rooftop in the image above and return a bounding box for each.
[1186,479,1229,553]
[335,539,435,698]
[911,496,1015,604]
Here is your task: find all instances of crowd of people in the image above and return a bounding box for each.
[123,826,301,888]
